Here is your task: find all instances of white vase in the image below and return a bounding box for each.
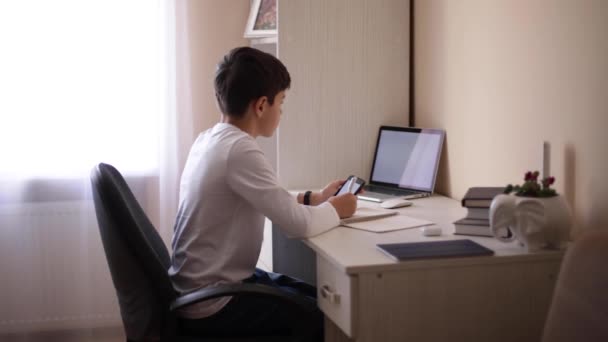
[489,194,572,252]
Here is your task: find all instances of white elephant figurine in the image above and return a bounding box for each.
[489,194,572,252]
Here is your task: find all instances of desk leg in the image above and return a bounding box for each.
[325,316,353,342]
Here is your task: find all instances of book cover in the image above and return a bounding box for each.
[377,239,494,261]
[461,187,506,208]
[453,217,493,237]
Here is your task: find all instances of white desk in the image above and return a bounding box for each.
[304,195,564,342]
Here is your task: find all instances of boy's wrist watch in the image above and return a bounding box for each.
[303,191,312,205]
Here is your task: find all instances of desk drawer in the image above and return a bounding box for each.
[317,255,356,338]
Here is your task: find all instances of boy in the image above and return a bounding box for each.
[169,47,357,338]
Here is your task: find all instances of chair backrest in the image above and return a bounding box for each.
[541,230,608,342]
[91,163,177,341]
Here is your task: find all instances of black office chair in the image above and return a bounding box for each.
[90,163,318,342]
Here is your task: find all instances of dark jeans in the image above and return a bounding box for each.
[179,268,324,340]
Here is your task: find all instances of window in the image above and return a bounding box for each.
[0,0,167,179]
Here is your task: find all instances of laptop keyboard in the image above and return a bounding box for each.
[366,185,418,196]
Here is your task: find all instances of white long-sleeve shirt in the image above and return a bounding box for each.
[169,123,340,319]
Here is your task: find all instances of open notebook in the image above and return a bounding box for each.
[340,207,397,224]
[340,207,434,233]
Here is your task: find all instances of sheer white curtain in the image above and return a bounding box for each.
[0,0,191,333]
[0,0,251,334]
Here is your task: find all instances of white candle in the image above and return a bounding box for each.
[542,141,551,179]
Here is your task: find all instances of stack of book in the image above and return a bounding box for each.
[453,187,505,237]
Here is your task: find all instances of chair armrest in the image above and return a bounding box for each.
[170,283,317,314]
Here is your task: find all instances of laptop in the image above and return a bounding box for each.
[358,126,445,202]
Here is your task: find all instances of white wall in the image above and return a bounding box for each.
[278,0,411,189]
[176,0,250,167]
[415,0,608,236]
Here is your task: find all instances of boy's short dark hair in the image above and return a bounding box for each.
[215,47,291,117]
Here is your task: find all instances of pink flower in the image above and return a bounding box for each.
[532,171,540,181]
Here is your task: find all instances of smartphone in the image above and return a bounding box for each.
[334,175,366,196]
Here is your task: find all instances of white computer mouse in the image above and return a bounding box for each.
[380,198,413,209]
[422,226,443,236]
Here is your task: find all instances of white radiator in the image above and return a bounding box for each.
[0,201,121,334]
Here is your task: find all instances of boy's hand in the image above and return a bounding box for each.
[310,178,365,205]
[328,193,357,219]
[319,179,345,202]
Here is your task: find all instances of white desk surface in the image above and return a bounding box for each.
[304,195,564,275]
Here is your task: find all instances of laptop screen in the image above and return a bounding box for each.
[369,126,445,192]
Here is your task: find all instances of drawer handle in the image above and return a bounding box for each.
[320,285,341,304]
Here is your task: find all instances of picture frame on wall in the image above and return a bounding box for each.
[244,0,277,38]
